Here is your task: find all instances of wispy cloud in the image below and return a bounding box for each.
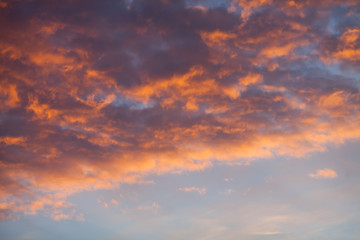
[137,202,160,213]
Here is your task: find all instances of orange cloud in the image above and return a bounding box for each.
[201,30,237,47]
[322,28,360,63]
[0,84,20,109]
[0,136,26,146]
[260,42,308,58]
[309,169,338,179]
[232,0,273,19]
[0,0,359,221]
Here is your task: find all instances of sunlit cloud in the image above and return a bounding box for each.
[0,0,359,223]
[309,168,338,179]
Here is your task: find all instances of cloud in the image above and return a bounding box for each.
[321,28,360,64]
[0,0,359,220]
[52,213,71,221]
[309,168,338,179]
[137,202,160,213]
[0,136,26,146]
[178,187,207,195]
[225,189,234,195]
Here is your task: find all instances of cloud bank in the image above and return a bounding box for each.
[0,0,359,220]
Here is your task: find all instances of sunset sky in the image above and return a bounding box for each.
[1,0,360,239]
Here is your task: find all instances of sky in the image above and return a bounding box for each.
[0,0,360,239]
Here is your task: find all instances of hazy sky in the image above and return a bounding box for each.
[0,0,360,239]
